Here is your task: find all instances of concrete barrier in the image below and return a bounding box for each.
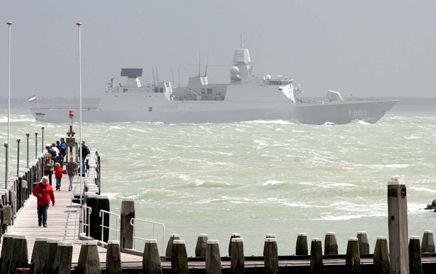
[195,233,208,258]
[310,238,322,274]
[263,237,278,274]
[143,239,162,274]
[106,240,122,274]
[206,240,221,274]
[296,233,308,255]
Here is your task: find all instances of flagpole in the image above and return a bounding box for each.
[77,22,83,237]
[6,22,12,186]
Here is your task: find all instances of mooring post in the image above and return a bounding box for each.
[374,236,390,274]
[77,241,101,274]
[26,133,29,168]
[263,236,278,274]
[422,230,435,253]
[231,238,244,274]
[195,233,208,257]
[30,237,48,274]
[52,242,73,274]
[388,177,409,273]
[107,240,122,274]
[165,234,180,257]
[310,238,323,274]
[228,233,241,257]
[120,197,135,249]
[41,127,44,153]
[357,231,370,255]
[346,237,361,273]
[206,240,222,274]
[324,232,338,255]
[9,235,28,274]
[34,132,37,159]
[296,233,308,255]
[143,239,162,274]
[409,236,422,274]
[1,233,15,274]
[46,238,61,274]
[171,240,188,274]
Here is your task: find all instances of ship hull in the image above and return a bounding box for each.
[30,100,398,125]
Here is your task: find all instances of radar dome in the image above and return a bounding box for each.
[266,75,271,80]
[230,66,239,75]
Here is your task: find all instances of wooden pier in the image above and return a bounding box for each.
[2,148,436,273]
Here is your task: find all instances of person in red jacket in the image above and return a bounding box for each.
[54,162,67,191]
[33,176,55,227]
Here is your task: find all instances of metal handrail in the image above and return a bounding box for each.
[130,218,165,255]
[99,209,120,242]
[81,205,92,237]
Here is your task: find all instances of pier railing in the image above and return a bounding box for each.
[130,217,166,256]
[99,209,120,242]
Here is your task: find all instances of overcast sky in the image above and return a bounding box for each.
[1,1,435,99]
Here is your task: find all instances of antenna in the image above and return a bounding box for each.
[204,51,209,77]
[178,64,181,87]
[198,50,201,77]
[171,67,175,87]
[152,66,156,86]
[156,67,160,83]
[240,34,244,47]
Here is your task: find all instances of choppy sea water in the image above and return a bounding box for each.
[1,108,436,256]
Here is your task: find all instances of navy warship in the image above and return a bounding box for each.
[31,42,398,124]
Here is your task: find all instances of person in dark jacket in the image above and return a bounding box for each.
[33,176,55,227]
[66,156,77,191]
[81,141,90,174]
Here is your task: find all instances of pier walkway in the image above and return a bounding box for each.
[7,174,143,269]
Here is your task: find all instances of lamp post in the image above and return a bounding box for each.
[34,132,38,159]
[16,138,20,177]
[6,22,12,181]
[26,133,29,168]
[41,126,44,153]
[4,142,8,189]
[77,22,84,236]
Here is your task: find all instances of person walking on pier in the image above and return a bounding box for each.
[33,176,55,227]
[54,162,66,191]
[43,153,54,186]
[81,141,90,174]
[66,156,78,191]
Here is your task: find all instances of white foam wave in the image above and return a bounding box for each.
[262,180,285,186]
[409,187,436,193]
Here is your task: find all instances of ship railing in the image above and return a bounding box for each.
[99,210,121,242]
[81,205,92,237]
[130,218,166,256]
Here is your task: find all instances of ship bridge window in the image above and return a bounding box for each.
[207,88,213,95]
[202,88,206,95]
[160,88,164,93]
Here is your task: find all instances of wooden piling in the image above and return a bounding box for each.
[409,236,422,274]
[228,233,241,257]
[263,237,278,274]
[195,233,208,258]
[52,242,73,274]
[373,236,390,274]
[47,238,61,274]
[1,233,15,274]
[171,240,188,274]
[86,194,98,239]
[143,239,162,274]
[206,240,222,274]
[296,233,308,255]
[230,238,244,274]
[324,232,338,255]
[9,235,28,274]
[387,178,409,273]
[357,231,370,255]
[77,241,101,274]
[346,237,361,274]
[97,195,110,242]
[165,234,180,257]
[310,238,323,274]
[30,237,48,274]
[120,197,135,249]
[422,230,435,253]
[106,240,122,274]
